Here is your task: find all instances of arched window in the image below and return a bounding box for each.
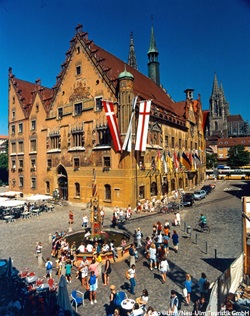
[150,182,157,196]
[104,184,111,200]
[75,182,80,197]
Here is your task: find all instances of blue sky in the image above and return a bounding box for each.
[0,0,249,135]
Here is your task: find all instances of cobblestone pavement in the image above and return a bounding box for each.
[0,179,248,315]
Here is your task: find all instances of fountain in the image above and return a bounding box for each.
[66,172,131,262]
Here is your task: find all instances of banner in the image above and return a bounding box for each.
[122,96,138,152]
[135,100,151,151]
[102,100,122,152]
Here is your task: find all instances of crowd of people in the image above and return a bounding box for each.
[34,201,210,316]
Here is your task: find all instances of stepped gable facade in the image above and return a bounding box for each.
[8,24,205,207]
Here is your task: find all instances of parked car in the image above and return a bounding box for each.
[182,193,194,206]
[193,190,207,200]
[201,185,213,194]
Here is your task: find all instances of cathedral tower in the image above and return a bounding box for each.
[147,26,160,86]
[209,73,230,137]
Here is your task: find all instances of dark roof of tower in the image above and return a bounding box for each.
[227,114,244,122]
[128,32,138,70]
[148,26,158,55]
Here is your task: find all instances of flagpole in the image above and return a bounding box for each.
[134,101,138,206]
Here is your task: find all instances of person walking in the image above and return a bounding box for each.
[129,244,136,267]
[127,264,137,295]
[169,290,179,316]
[136,228,143,248]
[159,256,169,284]
[149,243,157,271]
[198,272,210,299]
[65,259,72,283]
[68,210,74,224]
[45,257,53,279]
[183,273,192,306]
[172,230,179,253]
[89,270,97,305]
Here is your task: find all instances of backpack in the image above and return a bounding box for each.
[204,280,210,291]
[46,261,52,270]
[174,296,181,310]
[114,292,125,306]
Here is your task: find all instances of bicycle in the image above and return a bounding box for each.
[194,222,210,233]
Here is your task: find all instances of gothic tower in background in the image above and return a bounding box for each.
[209,73,230,137]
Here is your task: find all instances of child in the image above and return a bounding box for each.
[65,259,72,283]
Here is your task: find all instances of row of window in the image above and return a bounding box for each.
[11,157,111,172]
[164,136,201,151]
[12,177,36,189]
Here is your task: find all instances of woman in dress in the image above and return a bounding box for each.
[183,273,192,306]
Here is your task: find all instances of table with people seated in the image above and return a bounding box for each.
[121,299,135,311]
[31,208,42,216]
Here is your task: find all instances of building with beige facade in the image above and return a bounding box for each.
[8,24,206,208]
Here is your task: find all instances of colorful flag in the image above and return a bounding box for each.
[173,152,179,171]
[156,147,161,171]
[167,151,173,172]
[102,100,122,152]
[135,100,151,151]
[182,152,192,170]
[194,150,202,166]
[161,150,167,173]
[122,96,138,152]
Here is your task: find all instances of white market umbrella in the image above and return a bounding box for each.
[0,200,25,207]
[26,194,53,202]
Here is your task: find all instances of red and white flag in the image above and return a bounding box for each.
[102,100,122,152]
[135,100,151,151]
[122,96,138,152]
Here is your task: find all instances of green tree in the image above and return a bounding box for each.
[227,145,250,168]
[0,153,8,185]
[206,153,217,169]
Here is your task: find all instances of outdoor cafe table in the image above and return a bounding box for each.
[21,211,31,219]
[4,215,15,223]
[121,299,135,311]
[31,209,41,216]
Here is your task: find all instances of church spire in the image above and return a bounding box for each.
[147,26,160,86]
[128,32,138,70]
[212,72,220,95]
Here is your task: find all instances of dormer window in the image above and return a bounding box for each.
[76,65,81,75]
[58,108,63,120]
[76,46,80,54]
[31,120,36,131]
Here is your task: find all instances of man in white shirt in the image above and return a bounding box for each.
[77,242,85,253]
[79,256,89,290]
[86,243,93,253]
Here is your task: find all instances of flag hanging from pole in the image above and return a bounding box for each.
[135,100,151,151]
[156,147,162,171]
[181,152,192,170]
[122,96,138,152]
[167,151,173,172]
[161,150,167,173]
[102,100,122,152]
